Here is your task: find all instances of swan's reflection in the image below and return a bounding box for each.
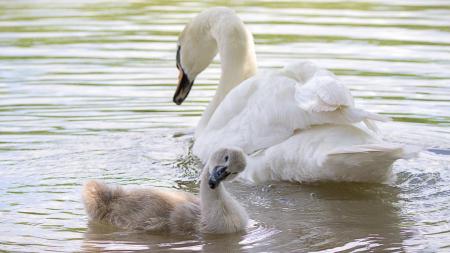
[233,182,414,252]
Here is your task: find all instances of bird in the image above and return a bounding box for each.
[82,147,249,234]
[172,7,415,183]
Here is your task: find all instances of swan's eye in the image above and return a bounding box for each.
[224,155,229,162]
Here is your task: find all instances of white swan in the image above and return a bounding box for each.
[83,147,248,234]
[173,7,412,183]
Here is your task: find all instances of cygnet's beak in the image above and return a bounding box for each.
[208,165,230,189]
[173,45,194,105]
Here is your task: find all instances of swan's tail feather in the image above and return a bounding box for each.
[322,143,414,183]
[82,180,123,222]
[341,108,390,132]
[362,110,391,123]
[344,107,390,123]
[363,119,379,132]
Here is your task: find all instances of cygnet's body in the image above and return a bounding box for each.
[83,148,248,234]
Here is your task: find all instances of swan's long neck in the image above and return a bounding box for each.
[199,167,248,233]
[195,12,257,137]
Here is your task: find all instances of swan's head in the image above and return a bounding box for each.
[207,147,246,189]
[173,8,256,105]
[173,15,218,105]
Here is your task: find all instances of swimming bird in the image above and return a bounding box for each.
[82,147,248,234]
[173,7,414,183]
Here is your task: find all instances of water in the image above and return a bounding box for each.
[0,0,449,252]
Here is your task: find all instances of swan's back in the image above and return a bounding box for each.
[193,61,388,163]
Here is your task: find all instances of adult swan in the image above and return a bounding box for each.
[173,7,412,183]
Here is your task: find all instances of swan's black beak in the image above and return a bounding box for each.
[173,45,194,105]
[208,165,230,189]
[173,68,194,105]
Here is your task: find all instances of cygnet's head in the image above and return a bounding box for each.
[207,147,247,189]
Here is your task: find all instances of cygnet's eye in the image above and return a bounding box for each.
[224,155,229,162]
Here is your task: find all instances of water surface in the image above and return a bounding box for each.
[1,0,449,252]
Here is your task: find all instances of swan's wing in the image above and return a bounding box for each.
[295,71,353,112]
[193,63,389,162]
[283,61,353,112]
[282,61,388,127]
[293,68,389,129]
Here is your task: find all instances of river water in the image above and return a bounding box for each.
[0,0,449,252]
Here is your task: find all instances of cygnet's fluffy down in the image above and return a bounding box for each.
[83,147,248,234]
